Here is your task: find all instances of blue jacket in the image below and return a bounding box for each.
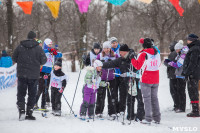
[112,44,121,77]
[0,56,13,68]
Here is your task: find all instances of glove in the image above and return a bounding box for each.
[164,59,171,63]
[129,50,136,60]
[48,48,57,55]
[168,61,173,66]
[58,87,64,93]
[120,72,136,77]
[43,75,48,79]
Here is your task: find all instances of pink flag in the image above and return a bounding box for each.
[75,0,91,14]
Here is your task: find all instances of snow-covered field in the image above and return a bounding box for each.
[0,63,200,133]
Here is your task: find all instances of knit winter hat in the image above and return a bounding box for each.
[142,38,153,49]
[54,58,62,67]
[174,40,184,50]
[109,37,118,44]
[103,41,111,49]
[93,42,101,49]
[119,44,130,51]
[44,38,53,46]
[93,60,103,68]
[27,31,36,39]
[187,34,199,41]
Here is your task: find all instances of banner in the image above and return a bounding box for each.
[75,0,91,14]
[45,1,61,19]
[16,1,33,15]
[199,0,200,4]
[104,0,127,6]
[168,0,184,16]
[0,64,17,90]
[137,0,153,4]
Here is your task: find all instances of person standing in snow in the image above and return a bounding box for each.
[164,41,178,111]
[35,38,57,109]
[109,37,122,114]
[50,58,67,116]
[12,31,47,121]
[95,41,118,120]
[167,40,188,113]
[182,34,200,117]
[102,44,145,121]
[80,60,103,120]
[0,50,13,68]
[131,38,161,124]
[83,42,102,66]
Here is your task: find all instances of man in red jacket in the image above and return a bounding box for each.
[131,38,161,125]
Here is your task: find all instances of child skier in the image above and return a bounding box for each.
[167,40,189,113]
[50,58,67,116]
[80,60,103,120]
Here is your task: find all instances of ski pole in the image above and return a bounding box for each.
[71,60,83,113]
[128,65,134,125]
[62,93,77,117]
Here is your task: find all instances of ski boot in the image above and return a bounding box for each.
[54,110,61,116]
[80,115,86,121]
[187,111,200,117]
[108,114,116,121]
[25,109,36,120]
[141,120,151,125]
[19,110,25,121]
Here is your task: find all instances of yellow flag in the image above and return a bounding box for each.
[198,0,200,4]
[137,0,153,4]
[45,1,61,19]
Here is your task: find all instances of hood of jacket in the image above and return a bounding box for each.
[20,39,39,49]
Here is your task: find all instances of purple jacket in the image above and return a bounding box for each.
[96,53,118,81]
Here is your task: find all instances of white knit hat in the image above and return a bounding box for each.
[44,38,52,46]
[109,37,118,43]
[93,60,103,68]
[174,40,184,50]
[103,41,111,49]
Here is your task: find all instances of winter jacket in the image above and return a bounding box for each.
[182,40,200,80]
[102,49,137,74]
[169,46,189,78]
[85,49,102,66]
[50,69,67,89]
[131,48,161,84]
[12,39,47,79]
[0,54,12,68]
[112,44,121,77]
[96,53,118,81]
[55,51,62,61]
[40,44,57,74]
[164,42,177,79]
[84,66,101,89]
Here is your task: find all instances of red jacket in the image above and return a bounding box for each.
[131,48,160,84]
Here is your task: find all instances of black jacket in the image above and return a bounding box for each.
[12,39,47,79]
[182,40,200,80]
[102,50,137,74]
[164,42,177,79]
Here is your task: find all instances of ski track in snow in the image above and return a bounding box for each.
[0,64,200,133]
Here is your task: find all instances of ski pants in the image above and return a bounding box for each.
[127,79,145,121]
[140,82,161,122]
[114,77,129,113]
[95,80,116,116]
[35,72,51,108]
[169,78,179,109]
[187,78,199,112]
[80,85,97,116]
[51,87,62,111]
[17,77,38,111]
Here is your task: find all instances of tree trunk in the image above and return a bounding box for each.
[6,0,14,52]
[105,2,112,41]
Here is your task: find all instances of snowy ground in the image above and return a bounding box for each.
[0,63,200,133]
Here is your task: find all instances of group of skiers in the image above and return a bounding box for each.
[12,30,200,125]
[164,34,200,117]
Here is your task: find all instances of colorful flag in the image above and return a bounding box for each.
[137,0,153,4]
[104,0,127,6]
[168,0,184,16]
[198,0,200,4]
[75,0,91,14]
[45,1,61,19]
[16,1,33,15]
